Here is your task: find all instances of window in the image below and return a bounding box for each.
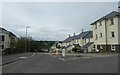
[88,39,90,42]
[93,45,95,48]
[100,33,102,38]
[95,34,98,40]
[2,35,5,41]
[99,21,102,26]
[111,45,116,51]
[110,19,114,25]
[95,24,97,29]
[2,45,4,49]
[111,32,115,37]
[85,39,86,43]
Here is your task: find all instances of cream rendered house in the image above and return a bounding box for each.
[91,11,120,52]
[0,27,17,52]
[62,31,93,53]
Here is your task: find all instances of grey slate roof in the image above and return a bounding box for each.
[91,11,120,25]
[75,31,90,39]
[0,27,17,38]
[83,31,93,39]
[82,42,94,49]
[63,31,93,43]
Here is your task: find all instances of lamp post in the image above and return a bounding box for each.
[25,26,30,52]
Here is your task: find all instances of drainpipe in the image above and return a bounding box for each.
[105,18,108,51]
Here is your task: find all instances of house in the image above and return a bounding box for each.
[81,31,94,52]
[62,30,94,53]
[91,11,120,52]
[0,27,17,54]
[82,42,94,53]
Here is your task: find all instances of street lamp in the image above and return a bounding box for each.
[25,26,30,52]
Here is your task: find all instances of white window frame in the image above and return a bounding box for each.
[111,45,116,51]
[110,18,114,25]
[95,34,98,40]
[100,33,102,38]
[111,31,115,38]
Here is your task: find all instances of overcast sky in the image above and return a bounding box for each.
[1,2,119,41]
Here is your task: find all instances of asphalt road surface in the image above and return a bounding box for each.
[2,53,118,73]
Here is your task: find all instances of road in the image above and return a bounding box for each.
[2,53,118,73]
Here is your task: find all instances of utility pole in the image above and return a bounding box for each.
[118,1,120,12]
[25,26,30,52]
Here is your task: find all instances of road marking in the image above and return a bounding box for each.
[58,58,66,61]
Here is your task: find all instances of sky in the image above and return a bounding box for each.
[1,1,119,41]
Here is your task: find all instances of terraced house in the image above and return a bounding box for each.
[61,30,94,53]
[0,27,17,54]
[91,11,120,52]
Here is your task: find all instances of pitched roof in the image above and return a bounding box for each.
[83,31,93,39]
[63,36,76,43]
[91,11,120,25]
[73,44,81,48]
[82,42,94,49]
[0,27,17,38]
[63,31,93,43]
[75,31,90,39]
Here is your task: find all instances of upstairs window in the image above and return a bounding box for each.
[110,18,114,25]
[2,35,5,41]
[111,32,115,38]
[85,39,86,43]
[88,38,90,42]
[99,21,102,26]
[95,34,98,40]
[2,45,4,49]
[95,24,97,29]
[100,33,103,38]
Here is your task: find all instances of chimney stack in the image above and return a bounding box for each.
[81,29,84,32]
[73,33,75,36]
[69,34,71,37]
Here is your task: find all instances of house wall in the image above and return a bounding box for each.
[83,38,93,45]
[88,43,94,52]
[92,16,120,51]
[93,20,106,45]
[107,17,119,44]
[117,16,120,52]
[78,38,84,46]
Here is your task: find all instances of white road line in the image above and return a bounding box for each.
[58,58,66,61]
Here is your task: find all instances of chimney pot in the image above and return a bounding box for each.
[73,33,75,36]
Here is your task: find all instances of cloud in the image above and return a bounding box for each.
[2,2,118,41]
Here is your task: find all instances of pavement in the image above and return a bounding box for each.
[52,53,118,61]
[2,52,34,66]
[2,53,118,73]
